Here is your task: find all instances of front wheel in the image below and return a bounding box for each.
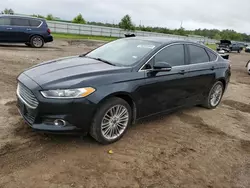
[202,81,224,109]
[30,35,44,48]
[90,97,132,144]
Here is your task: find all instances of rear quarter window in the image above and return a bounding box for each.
[29,19,42,27]
[206,50,217,61]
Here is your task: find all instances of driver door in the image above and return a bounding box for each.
[137,44,192,118]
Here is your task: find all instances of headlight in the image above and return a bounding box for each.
[40,87,95,99]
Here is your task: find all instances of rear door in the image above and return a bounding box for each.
[0,17,12,42]
[10,17,31,42]
[184,44,217,104]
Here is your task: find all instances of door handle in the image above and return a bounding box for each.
[179,70,185,74]
[26,28,32,31]
[6,28,12,30]
[210,66,215,70]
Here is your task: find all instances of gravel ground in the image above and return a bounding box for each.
[0,40,250,188]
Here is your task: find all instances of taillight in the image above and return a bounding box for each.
[47,28,51,34]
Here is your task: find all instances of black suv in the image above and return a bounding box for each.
[216,40,242,53]
[0,15,53,48]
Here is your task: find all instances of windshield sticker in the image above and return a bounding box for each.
[137,45,155,49]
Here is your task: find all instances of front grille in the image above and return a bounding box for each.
[17,98,36,124]
[17,83,39,109]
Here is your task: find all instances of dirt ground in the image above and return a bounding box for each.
[0,40,250,188]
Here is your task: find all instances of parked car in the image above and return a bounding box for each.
[17,37,231,144]
[218,50,229,60]
[245,46,250,53]
[0,15,53,48]
[216,40,242,53]
[246,60,250,74]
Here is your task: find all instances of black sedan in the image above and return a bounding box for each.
[17,37,231,144]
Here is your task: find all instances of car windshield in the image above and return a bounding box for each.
[85,38,160,66]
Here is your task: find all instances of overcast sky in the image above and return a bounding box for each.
[1,0,250,33]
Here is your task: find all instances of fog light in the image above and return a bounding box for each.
[54,119,67,127]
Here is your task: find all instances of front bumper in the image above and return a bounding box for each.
[17,74,97,133]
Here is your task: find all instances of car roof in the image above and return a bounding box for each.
[125,36,204,46]
[0,14,45,21]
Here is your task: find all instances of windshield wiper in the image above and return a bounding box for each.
[84,56,116,66]
[96,58,116,66]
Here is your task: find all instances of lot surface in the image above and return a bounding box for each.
[0,40,250,188]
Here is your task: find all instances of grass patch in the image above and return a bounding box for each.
[206,44,217,50]
[53,33,118,41]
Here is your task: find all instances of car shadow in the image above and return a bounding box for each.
[0,43,53,49]
[0,43,30,48]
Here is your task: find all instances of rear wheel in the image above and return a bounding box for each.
[90,97,132,144]
[30,35,44,48]
[202,81,224,109]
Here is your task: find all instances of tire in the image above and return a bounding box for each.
[202,81,224,109]
[238,50,240,53]
[90,97,132,144]
[25,42,31,47]
[30,35,44,48]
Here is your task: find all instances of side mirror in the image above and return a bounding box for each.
[153,62,172,71]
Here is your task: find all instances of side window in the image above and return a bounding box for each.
[0,17,11,26]
[11,18,30,26]
[206,50,217,61]
[189,45,209,64]
[29,19,42,27]
[154,44,185,66]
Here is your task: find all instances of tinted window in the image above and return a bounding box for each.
[11,18,30,26]
[207,50,217,61]
[0,17,11,25]
[29,19,41,27]
[189,45,209,64]
[154,44,185,66]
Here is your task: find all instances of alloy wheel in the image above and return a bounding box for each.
[101,105,129,140]
[33,37,43,47]
[210,84,223,107]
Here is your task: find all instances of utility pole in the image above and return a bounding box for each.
[180,21,183,28]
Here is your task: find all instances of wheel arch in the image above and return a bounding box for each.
[29,34,45,42]
[98,92,137,124]
[215,77,226,90]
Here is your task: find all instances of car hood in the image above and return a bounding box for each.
[23,56,131,89]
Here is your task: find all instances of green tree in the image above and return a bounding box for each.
[119,15,135,31]
[214,33,221,40]
[1,8,14,14]
[176,27,186,36]
[46,14,54,20]
[31,14,45,18]
[72,14,86,24]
